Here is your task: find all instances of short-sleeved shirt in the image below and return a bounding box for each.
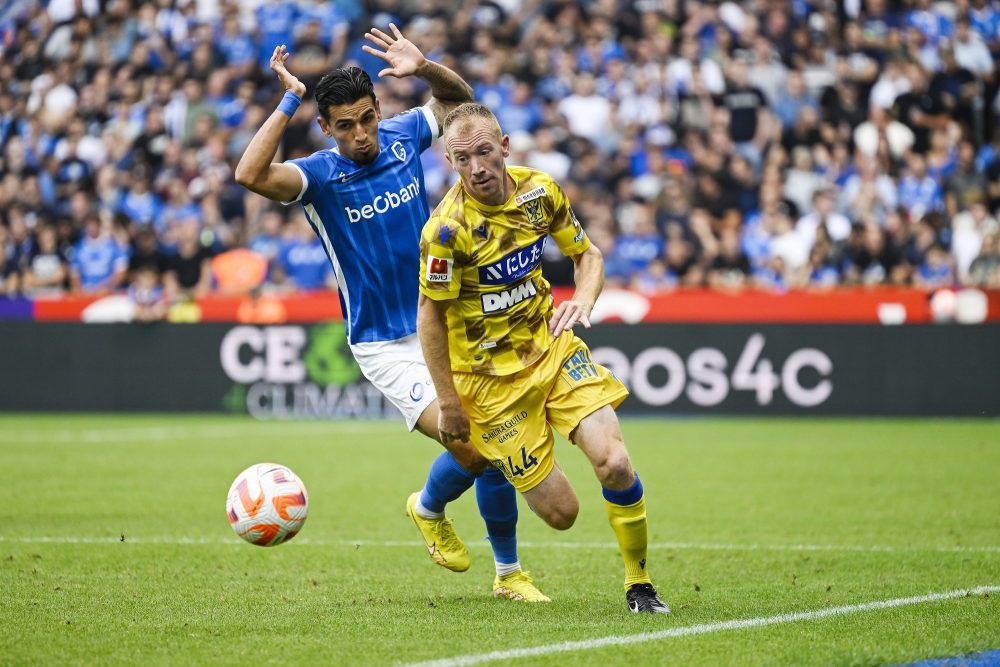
[72,236,128,290]
[418,166,590,376]
[277,237,332,290]
[285,107,437,344]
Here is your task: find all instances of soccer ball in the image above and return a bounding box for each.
[226,463,309,546]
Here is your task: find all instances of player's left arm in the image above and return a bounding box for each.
[550,244,604,337]
[547,180,602,336]
[362,24,473,135]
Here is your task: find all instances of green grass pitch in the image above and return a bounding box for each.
[1,415,998,666]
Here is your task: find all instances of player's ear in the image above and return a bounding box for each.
[317,116,331,137]
[375,98,382,121]
[501,134,510,158]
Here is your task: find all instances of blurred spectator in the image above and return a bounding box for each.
[612,202,663,277]
[968,232,1000,287]
[0,234,18,296]
[945,141,988,217]
[843,222,904,285]
[898,154,944,221]
[952,199,999,279]
[557,72,613,149]
[773,69,818,130]
[854,107,915,159]
[128,265,167,322]
[212,248,268,296]
[275,214,334,291]
[70,214,128,293]
[23,225,68,296]
[708,229,751,288]
[797,188,852,249]
[248,210,286,276]
[163,218,213,298]
[526,128,570,182]
[128,224,166,279]
[915,243,956,288]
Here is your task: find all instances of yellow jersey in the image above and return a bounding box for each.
[419,166,591,376]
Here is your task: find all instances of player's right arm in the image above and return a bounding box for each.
[234,45,307,203]
[417,215,471,443]
[417,294,470,443]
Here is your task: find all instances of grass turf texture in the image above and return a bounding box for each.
[0,416,997,666]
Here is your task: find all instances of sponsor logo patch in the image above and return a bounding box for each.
[344,177,420,222]
[479,237,546,285]
[514,186,546,205]
[409,382,424,402]
[426,255,452,283]
[481,280,537,314]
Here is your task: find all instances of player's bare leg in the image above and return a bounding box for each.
[521,462,580,530]
[572,405,670,614]
[415,401,488,473]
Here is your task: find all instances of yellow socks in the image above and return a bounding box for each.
[603,473,652,589]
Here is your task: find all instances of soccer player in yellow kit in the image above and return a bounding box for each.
[416,103,670,613]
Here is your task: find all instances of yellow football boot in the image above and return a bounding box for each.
[492,571,551,602]
[405,492,470,572]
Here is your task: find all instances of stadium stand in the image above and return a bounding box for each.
[0,0,999,309]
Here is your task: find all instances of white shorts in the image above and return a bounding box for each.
[351,333,437,431]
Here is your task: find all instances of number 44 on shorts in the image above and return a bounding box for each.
[499,447,538,478]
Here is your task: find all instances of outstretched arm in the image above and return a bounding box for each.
[363,24,473,134]
[234,45,308,202]
[417,294,470,443]
[549,244,604,337]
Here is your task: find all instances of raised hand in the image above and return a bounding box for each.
[269,45,306,97]
[362,23,427,79]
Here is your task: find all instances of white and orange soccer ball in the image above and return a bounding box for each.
[226,463,309,546]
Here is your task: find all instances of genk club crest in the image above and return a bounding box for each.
[391,141,406,162]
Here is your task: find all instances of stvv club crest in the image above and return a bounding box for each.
[522,198,544,226]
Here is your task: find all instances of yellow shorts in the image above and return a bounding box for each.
[452,332,628,492]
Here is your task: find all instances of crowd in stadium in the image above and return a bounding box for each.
[1,0,1000,304]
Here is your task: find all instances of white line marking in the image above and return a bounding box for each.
[402,586,1000,667]
[0,422,390,443]
[0,536,998,554]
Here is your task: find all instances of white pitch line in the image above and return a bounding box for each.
[401,586,1000,667]
[0,422,388,443]
[1,536,998,554]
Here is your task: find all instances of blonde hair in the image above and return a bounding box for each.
[442,103,502,139]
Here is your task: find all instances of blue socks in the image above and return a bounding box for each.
[416,452,520,575]
[475,467,519,571]
[417,451,475,517]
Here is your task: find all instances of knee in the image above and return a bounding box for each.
[449,441,489,475]
[540,498,578,531]
[597,450,633,489]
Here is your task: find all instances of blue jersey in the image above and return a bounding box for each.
[286,107,438,344]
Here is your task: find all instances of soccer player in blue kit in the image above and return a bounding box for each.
[235,26,547,601]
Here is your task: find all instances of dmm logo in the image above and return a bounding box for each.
[481,280,537,314]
